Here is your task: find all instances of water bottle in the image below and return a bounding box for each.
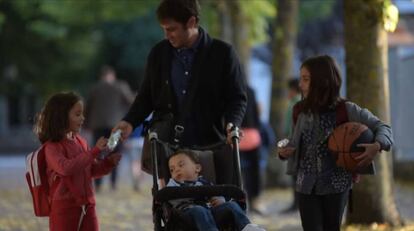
[107,129,122,151]
[277,138,290,148]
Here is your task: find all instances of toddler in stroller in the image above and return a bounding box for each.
[148,129,266,231]
[165,150,266,231]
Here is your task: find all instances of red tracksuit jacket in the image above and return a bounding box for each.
[44,134,115,231]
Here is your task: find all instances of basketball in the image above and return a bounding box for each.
[328,122,374,172]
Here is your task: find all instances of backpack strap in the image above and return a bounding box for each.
[75,135,88,151]
[335,100,349,125]
[292,101,303,126]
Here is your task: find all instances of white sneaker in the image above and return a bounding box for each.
[241,223,266,231]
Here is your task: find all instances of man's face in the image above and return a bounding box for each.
[160,18,195,48]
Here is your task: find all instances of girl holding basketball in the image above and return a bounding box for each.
[277,55,393,231]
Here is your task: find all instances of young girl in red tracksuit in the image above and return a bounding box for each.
[34,92,121,231]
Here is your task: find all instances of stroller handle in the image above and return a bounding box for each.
[149,131,158,141]
[230,126,243,189]
[150,133,160,194]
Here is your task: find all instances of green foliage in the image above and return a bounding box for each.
[200,0,275,46]
[38,0,157,26]
[241,0,276,45]
[298,0,335,28]
[0,0,155,97]
[2,0,277,98]
[199,1,220,38]
[383,0,399,32]
[96,11,163,90]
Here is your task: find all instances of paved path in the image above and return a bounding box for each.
[0,155,413,231]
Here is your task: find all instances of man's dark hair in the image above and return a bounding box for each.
[156,0,200,25]
[288,78,300,93]
[169,149,200,164]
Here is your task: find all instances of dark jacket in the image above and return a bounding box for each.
[123,28,247,146]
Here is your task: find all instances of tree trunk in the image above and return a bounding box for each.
[215,0,232,44]
[267,0,298,187]
[270,0,298,139]
[215,0,249,75]
[228,0,249,74]
[344,0,401,225]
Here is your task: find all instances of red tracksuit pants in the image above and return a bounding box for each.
[49,204,98,231]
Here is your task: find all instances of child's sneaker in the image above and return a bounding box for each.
[242,223,266,231]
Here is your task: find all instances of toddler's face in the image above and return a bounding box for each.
[68,101,84,134]
[168,153,201,183]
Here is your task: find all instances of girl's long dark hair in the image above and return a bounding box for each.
[34,92,81,144]
[300,55,342,113]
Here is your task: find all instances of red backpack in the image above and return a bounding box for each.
[25,145,52,217]
[26,136,90,216]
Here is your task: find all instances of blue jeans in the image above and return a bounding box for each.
[182,201,250,231]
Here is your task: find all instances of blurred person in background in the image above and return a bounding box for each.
[239,86,263,214]
[122,125,145,191]
[85,66,135,191]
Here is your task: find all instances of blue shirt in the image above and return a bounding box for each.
[170,28,203,108]
[169,28,204,146]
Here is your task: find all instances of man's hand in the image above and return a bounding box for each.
[112,120,133,141]
[355,141,381,167]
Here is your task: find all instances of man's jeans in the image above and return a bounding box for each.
[182,201,250,231]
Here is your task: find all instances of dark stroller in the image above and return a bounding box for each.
[148,127,247,231]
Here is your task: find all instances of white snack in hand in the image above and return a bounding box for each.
[277,138,290,148]
[107,129,122,150]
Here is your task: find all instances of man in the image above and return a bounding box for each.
[85,66,134,191]
[113,0,247,183]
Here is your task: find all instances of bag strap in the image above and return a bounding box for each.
[335,100,349,125]
[292,101,303,126]
[75,135,88,152]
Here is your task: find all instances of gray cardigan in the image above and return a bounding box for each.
[285,101,393,175]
